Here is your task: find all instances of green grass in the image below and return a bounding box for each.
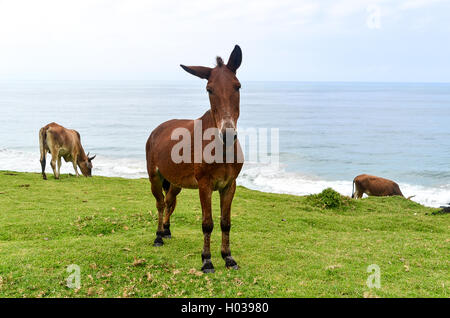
[0,171,448,298]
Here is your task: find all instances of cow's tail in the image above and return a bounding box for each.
[39,128,47,160]
[351,180,355,198]
[39,127,47,179]
[406,195,416,200]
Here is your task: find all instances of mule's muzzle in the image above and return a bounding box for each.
[219,127,237,146]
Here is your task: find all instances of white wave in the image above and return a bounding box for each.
[1,149,449,208]
[395,183,450,208]
[237,163,354,196]
[0,148,147,179]
[237,163,450,208]
[93,156,147,179]
[0,148,46,173]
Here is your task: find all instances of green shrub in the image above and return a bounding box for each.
[307,188,343,209]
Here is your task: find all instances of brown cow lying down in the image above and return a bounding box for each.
[352,174,414,199]
[39,122,95,180]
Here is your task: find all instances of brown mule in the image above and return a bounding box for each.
[146,45,244,273]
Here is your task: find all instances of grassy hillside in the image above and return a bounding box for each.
[0,171,448,298]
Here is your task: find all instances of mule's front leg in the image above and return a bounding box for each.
[198,181,214,273]
[220,180,239,270]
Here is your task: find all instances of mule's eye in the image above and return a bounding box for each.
[206,87,213,94]
[235,84,241,91]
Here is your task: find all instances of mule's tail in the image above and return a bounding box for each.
[406,195,416,200]
[146,134,170,193]
[39,127,47,179]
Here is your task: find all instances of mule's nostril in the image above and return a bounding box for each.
[220,128,237,145]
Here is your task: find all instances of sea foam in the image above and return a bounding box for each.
[1,148,448,208]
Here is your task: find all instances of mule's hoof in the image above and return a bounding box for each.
[153,237,164,247]
[201,261,215,274]
[163,226,171,239]
[202,268,215,274]
[225,256,239,270]
[42,175,47,180]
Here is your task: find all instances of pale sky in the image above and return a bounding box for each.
[0,0,449,82]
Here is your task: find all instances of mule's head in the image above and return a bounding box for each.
[181,45,242,145]
[79,152,96,177]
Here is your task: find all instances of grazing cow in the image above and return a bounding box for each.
[352,174,414,199]
[39,122,95,180]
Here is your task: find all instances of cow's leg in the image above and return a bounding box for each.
[220,180,239,270]
[198,179,214,273]
[354,183,363,199]
[40,149,47,180]
[150,174,165,247]
[39,128,47,180]
[72,159,80,177]
[49,150,59,179]
[57,156,62,179]
[162,184,182,238]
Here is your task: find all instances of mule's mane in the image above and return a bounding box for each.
[216,56,224,67]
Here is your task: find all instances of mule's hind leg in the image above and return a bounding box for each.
[150,174,166,246]
[219,180,239,270]
[162,183,181,238]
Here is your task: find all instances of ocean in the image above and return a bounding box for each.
[1,80,449,207]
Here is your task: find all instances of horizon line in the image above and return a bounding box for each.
[1,79,449,85]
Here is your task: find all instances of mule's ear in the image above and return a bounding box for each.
[180,65,212,79]
[227,45,242,73]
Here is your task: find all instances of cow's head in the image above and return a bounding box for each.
[79,152,96,177]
